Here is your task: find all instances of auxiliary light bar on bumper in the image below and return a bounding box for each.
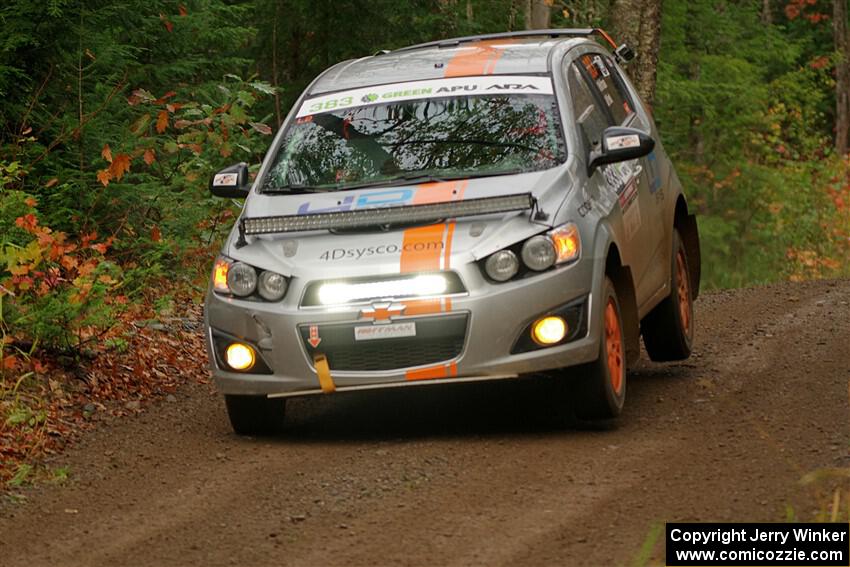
[236,193,536,246]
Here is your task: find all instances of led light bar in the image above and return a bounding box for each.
[239,193,535,241]
[318,275,447,306]
[302,271,467,307]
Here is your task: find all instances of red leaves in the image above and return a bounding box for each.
[111,154,131,180]
[150,225,162,242]
[97,169,112,186]
[179,4,188,16]
[160,13,174,32]
[96,151,131,186]
[156,110,169,133]
[784,0,829,23]
[143,149,156,166]
[15,213,39,233]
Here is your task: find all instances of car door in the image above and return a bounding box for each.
[565,52,662,307]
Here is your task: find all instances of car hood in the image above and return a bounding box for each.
[226,167,575,279]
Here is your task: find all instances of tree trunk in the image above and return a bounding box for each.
[271,0,282,127]
[835,0,850,156]
[610,0,664,108]
[525,0,551,29]
[761,0,772,24]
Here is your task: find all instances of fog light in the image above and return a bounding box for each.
[531,316,567,346]
[225,343,256,371]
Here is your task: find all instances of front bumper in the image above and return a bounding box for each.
[204,257,603,397]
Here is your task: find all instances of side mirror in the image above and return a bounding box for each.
[588,127,655,175]
[210,162,250,198]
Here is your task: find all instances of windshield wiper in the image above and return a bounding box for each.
[330,172,466,192]
[262,184,326,195]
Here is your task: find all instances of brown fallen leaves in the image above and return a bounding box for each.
[0,285,210,488]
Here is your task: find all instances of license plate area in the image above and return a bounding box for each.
[354,322,416,341]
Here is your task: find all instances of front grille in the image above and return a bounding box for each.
[326,336,463,371]
[299,313,467,372]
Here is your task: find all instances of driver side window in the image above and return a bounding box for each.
[567,60,609,160]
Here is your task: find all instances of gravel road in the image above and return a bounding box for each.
[2,279,849,566]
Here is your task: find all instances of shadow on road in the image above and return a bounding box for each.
[263,361,696,443]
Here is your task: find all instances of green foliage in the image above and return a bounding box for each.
[656,0,849,288]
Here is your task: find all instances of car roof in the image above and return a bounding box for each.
[308,35,595,95]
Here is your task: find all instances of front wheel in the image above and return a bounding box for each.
[572,277,627,420]
[641,229,694,361]
[224,394,287,436]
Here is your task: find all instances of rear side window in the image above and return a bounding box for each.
[567,62,609,155]
[579,53,635,125]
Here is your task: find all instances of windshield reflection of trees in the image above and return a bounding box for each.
[266,95,564,190]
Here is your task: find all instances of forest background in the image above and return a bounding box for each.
[1,0,848,485]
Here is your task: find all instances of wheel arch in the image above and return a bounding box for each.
[673,195,701,300]
[604,243,640,366]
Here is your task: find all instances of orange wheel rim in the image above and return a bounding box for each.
[604,298,624,394]
[676,250,692,335]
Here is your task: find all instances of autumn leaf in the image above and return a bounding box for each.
[160,13,174,33]
[3,355,18,371]
[150,225,162,242]
[109,154,131,181]
[143,149,156,166]
[25,196,38,206]
[96,168,111,187]
[249,122,273,135]
[130,113,152,134]
[173,119,193,129]
[179,4,188,16]
[127,89,155,106]
[44,178,58,188]
[101,144,113,163]
[9,264,31,277]
[156,110,169,133]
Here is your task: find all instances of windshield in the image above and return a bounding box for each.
[263,81,566,193]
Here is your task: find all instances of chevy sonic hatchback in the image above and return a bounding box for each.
[204,28,701,435]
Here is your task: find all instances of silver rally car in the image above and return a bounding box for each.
[205,28,701,435]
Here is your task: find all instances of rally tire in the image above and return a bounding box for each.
[573,277,627,420]
[641,229,694,361]
[224,394,287,436]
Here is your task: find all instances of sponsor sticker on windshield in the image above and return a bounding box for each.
[297,75,554,118]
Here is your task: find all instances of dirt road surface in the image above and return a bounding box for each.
[1,279,849,566]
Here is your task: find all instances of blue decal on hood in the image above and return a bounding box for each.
[297,188,416,215]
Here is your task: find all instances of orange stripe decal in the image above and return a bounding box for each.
[443,40,510,78]
[406,365,448,381]
[399,223,446,273]
[405,362,458,381]
[403,298,443,316]
[412,181,457,205]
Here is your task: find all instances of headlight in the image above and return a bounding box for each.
[257,270,288,301]
[484,250,519,282]
[521,235,556,271]
[226,262,258,297]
